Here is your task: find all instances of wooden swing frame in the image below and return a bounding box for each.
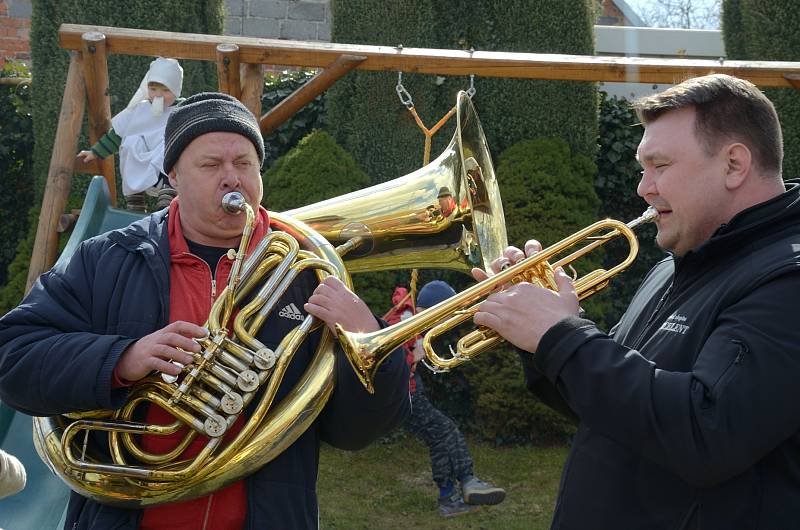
[26,23,800,290]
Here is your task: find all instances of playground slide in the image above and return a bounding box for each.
[0,177,143,529]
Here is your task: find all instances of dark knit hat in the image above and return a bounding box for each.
[417,280,456,309]
[163,92,265,174]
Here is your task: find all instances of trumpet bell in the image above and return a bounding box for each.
[287,91,508,274]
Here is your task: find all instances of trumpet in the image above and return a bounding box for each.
[337,207,659,391]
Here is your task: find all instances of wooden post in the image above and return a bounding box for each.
[26,53,87,292]
[240,63,264,117]
[259,54,365,136]
[81,31,117,205]
[216,43,241,99]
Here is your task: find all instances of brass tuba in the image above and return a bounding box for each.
[288,91,507,274]
[335,207,659,389]
[32,91,507,507]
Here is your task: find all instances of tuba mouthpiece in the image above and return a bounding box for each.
[222,192,247,214]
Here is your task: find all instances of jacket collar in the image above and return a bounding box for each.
[166,197,270,255]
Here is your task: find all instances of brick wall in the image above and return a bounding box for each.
[224,0,331,41]
[598,0,635,27]
[0,0,31,66]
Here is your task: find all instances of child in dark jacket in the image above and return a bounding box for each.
[388,280,506,517]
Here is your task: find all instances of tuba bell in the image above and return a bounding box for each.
[289,91,508,274]
[32,91,507,507]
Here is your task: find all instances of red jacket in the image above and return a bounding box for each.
[384,287,422,394]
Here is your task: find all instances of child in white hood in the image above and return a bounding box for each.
[78,57,183,212]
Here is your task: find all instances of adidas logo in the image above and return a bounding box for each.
[278,303,305,321]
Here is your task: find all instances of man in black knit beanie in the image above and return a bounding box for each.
[0,92,410,529]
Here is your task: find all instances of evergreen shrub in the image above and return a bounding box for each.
[263,129,370,210]
[327,0,597,180]
[262,128,402,312]
[0,62,33,292]
[261,70,326,165]
[595,92,663,324]
[326,3,600,411]
[722,0,800,179]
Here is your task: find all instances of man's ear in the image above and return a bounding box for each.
[724,143,752,191]
[167,169,178,189]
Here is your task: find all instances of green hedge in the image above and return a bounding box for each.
[263,129,371,210]
[0,62,33,291]
[325,0,598,346]
[0,0,224,311]
[595,92,664,324]
[261,70,326,166]
[722,0,800,179]
[325,0,598,445]
[327,0,597,182]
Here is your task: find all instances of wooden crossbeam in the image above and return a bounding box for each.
[59,24,800,88]
[260,54,365,136]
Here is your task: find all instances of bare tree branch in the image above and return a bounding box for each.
[635,0,721,29]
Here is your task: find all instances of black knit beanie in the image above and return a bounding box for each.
[417,280,456,309]
[163,92,265,174]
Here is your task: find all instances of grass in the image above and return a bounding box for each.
[317,435,568,529]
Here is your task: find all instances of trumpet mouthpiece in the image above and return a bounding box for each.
[222,192,246,214]
[627,207,659,228]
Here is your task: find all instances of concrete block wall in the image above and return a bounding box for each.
[224,0,332,41]
[0,0,31,65]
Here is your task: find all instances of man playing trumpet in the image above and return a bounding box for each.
[475,74,800,529]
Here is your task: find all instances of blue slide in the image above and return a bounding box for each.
[0,177,144,529]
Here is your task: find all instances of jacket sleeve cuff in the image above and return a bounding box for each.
[534,315,605,382]
[98,338,137,409]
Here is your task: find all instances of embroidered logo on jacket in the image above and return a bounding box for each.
[278,303,305,321]
[659,313,690,335]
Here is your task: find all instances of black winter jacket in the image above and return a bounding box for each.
[524,183,800,530]
[0,209,410,529]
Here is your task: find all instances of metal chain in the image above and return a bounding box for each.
[396,71,414,109]
[395,44,477,108]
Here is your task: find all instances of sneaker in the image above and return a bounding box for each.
[438,493,480,517]
[461,476,506,505]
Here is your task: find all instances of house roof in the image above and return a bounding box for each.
[612,0,646,27]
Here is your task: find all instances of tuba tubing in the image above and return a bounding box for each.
[33,209,347,508]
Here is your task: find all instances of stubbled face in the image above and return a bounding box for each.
[636,107,730,257]
[147,82,176,108]
[168,132,262,247]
